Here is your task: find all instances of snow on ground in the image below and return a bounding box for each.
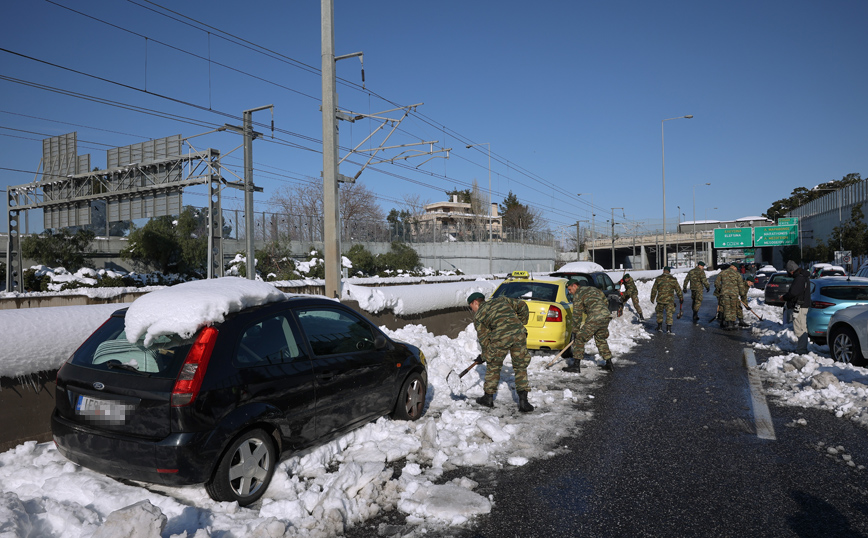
[1,270,867,536]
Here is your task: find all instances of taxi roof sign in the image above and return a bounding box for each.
[509,270,530,278]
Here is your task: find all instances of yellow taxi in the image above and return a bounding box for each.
[490,270,574,354]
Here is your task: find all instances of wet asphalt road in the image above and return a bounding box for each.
[350,284,868,538]
[452,293,868,538]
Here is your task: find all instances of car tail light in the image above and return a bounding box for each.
[171,326,218,407]
[811,301,835,309]
[546,305,563,322]
[767,284,778,288]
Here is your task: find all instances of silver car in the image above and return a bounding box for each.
[827,305,868,366]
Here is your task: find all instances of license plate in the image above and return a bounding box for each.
[75,395,131,424]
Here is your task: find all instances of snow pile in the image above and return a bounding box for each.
[0,303,122,377]
[124,277,288,346]
[759,354,868,429]
[343,280,499,315]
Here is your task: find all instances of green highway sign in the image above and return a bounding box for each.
[714,228,753,248]
[754,225,798,246]
[778,217,798,225]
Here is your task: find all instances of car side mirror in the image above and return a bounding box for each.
[374,335,387,350]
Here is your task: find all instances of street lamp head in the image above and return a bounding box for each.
[705,182,711,185]
[684,115,694,119]
[465,144,472,149]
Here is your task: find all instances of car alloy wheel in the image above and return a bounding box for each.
[392,372,426,421]
[206,428,276,506]
[831,326,864,366]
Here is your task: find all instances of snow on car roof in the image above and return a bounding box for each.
[124,277,287,347]
[552,261,605,273]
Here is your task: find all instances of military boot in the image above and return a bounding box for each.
[563,359,581,373]
[602,359,614,371]
[656,322,663,332]
[517,391,534,413]
[476,393,495,408]
[667,324,673,333]
[738,320,750,328]
[639,313,645,321]
[692,312,699,323]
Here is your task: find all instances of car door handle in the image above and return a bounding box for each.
[316,371,337,382]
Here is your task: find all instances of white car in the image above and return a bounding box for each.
[827,305,868,366]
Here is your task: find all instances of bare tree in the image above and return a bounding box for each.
[269,181,385,242]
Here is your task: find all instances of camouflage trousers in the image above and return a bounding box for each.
[720,294,741,321]
[482,332,530,394]
[574,317,612,361]
[655,299,678,325]
[623,292,643,317]
[689,290,704,313]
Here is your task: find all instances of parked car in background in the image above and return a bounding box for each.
[818,265,847,277]
[491,270,574,355]
[550,263,622,313]
[52,288,428,506]
[827,304,868,366]
[763,272,794,306]
[805,276,868,345]
[754,265,778,290]
[809,263,834,278]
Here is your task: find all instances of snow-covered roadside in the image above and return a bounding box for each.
[0,305,649,537]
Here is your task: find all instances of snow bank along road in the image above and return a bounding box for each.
[1,273,867,537]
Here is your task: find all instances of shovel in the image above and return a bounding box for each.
[544,341,575,369]
[445,356,483,398]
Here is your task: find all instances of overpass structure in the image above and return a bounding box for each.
[586,230,715,270]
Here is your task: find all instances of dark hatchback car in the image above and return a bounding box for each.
[52,297,427,506]
[549,269,622,313]
[763,272,794,306]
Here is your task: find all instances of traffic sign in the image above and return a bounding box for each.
[754,225,798,246]
[714,228,753,248]
[777,217,798,226]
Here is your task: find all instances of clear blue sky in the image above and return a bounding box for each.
[1,0,866,236]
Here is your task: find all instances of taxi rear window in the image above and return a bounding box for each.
[493,282,559,302]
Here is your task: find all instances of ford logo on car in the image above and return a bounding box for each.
[93,382,105,390]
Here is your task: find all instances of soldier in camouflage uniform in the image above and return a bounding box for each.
[650,266,683,333]
[467,292,534,412]
[618,273,644,320]
[564,279,614,373]
[734,277,752,328]
[683,261,710,323]
[716,264,744,330]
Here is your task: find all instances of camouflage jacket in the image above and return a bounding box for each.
[474,296,529,350]
[619,277,639,296]
[683,266,710,293]
[571,285,610,330]
[650,273,683,304]
[717,266,744,297]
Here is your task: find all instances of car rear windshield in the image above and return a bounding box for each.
[822,270,846,276]
[820,286,868,300]
[492,282,559,302]
[69,315,195,378]
[769,275,793,285]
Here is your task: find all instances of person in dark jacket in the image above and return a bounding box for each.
[781,260,811,354]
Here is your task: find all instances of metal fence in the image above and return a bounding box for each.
[220,210,555,247]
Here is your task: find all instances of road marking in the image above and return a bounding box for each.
[743,347,776,440]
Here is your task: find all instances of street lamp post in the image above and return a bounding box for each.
[578,193,594,263]
[662,115,693,268]
[466,143,492,274]
[693,182,711,266]
[611,207,624,270]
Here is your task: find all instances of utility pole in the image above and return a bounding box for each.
[322,0,341,298]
